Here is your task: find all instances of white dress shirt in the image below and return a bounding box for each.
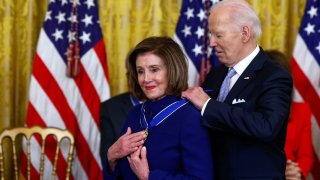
[201,45,260,115]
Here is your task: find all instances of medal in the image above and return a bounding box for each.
[140,98,189,140]
[144,128,148,139]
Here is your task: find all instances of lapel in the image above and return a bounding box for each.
[225,48,268,103]
[205,65,228,99]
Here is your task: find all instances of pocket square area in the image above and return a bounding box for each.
[232,98,246,104]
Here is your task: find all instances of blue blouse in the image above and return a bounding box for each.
[110,95,214,179]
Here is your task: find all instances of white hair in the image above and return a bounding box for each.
[212,0,262,39]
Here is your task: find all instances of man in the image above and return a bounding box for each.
[182,0,293,179]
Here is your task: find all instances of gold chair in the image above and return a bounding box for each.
[0,126,75,180]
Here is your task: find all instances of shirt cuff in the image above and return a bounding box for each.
[201,98,211,116]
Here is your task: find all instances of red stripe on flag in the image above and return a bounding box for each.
[20,151,40,179]
[25,1,109,179]
[291,58,320,125]
[74,63,101,126]
[23,103,44,179]
[32,54,77,132]
[26,102,46,127]
[31,54,102,178]
[25,102,72,180]
[41,134,65,180]
[94,39,110,81]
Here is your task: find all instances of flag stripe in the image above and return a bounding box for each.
[291,59,320,126]
[36,29,102,170]
[27,78,77,179]
[25,1,109,179]
[71,155,89,180]
[28,29,104,179]
[292,35,320,97]
[94,40,110,81]
[74,62,101,126]
[23,132,67,178]
[291,0,320,178]
[20,151,40,179]
[173,34,200,86]
[312,116,320,160]
[75,41,110,125]
[173,0,221,86]
[311,117,320,180]
[28,76,66,129]
[31,56,72,129]
[292,87,304,102]
[24,103,48,179]
[32,52,101,178]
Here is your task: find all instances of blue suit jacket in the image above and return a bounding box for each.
[111,96,214,179]
[202,48,293,180]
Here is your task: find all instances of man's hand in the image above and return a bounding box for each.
[181,86,210,110]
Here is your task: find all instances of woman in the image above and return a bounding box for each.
[285,103,315,179]
[105,36,214,179]
[266,50,315,180]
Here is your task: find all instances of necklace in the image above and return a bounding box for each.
[140,103,149,138]
[139,99,189,139]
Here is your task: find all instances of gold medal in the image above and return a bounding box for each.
[145,128,148,139]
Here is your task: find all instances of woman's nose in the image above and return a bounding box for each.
[143,72,151,83]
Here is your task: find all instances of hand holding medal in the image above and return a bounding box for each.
[107,127,146,171]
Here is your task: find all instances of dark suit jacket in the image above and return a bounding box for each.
[202,48,293,180]
[99,92,133,164]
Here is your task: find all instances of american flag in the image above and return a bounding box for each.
[173,0,220,86]
[23,0,110,179]
[290,0,320,179]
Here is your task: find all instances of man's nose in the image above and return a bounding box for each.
[209,36,217,47]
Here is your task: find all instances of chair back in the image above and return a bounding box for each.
[0,126,74,180]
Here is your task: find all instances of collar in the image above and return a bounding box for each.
[144,95,180,118]
[233,45,260,76]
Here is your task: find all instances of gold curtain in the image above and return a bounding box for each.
[98,0,182,95]
[0,0,307,178]
[0,0,306,130]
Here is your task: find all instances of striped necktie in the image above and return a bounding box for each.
[217,68,236,102]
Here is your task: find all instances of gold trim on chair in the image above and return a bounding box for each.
[0,126,75,180]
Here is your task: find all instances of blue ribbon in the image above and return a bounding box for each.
[140,99,189,130]
[130,95,141,106]
[139,90,212,130]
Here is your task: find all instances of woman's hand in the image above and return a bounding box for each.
[107,127,146,171]
[286,159,302,180]
[127,146,149,180]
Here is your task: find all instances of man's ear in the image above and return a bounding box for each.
[241,26,250,42]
